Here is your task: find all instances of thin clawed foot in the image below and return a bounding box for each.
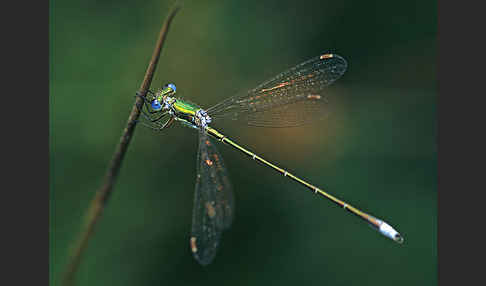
[161,117,175,129]
[135,117,173,131]
[135,120,164,131]
[139,109,168,123]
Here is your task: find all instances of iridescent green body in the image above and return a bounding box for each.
[152,85,204,127]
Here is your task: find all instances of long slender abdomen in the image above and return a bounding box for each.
[204,126,404,244]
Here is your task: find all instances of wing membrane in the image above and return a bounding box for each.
[208,53,346,127]
[190,131,234,265]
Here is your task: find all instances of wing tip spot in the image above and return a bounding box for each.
[190,237,198,253]
[320,53,334,59]
[307,94,322,100]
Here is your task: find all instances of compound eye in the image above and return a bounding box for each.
[164,83,176,92]
[151,99,162,111]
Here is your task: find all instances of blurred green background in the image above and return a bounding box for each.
[50,0,436,285]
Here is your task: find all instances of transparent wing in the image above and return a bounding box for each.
[207,53,347,127]
[190,131,234,265]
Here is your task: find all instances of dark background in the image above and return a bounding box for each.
[50,0,436,285]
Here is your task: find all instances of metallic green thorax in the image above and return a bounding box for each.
[171,98,203,128]
[173,100,200,116]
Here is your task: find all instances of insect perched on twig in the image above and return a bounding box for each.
[137,53,403,265]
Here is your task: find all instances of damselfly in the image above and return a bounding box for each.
[136,53,403,265]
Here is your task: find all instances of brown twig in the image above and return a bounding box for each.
[60,4,181,286]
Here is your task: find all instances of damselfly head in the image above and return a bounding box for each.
[152,83,177,111]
